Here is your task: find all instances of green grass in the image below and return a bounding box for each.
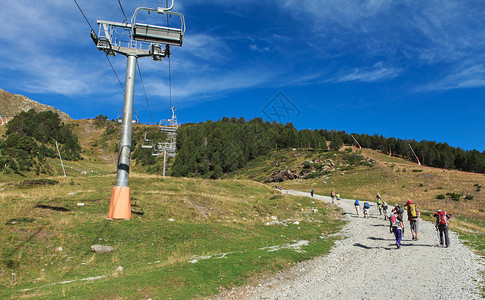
[0,175,344,299]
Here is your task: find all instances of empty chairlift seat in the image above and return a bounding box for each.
[131,7,186,47]
[159,125,178,133]
[133,23,183,46]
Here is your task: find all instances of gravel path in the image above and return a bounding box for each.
[213,190,484,299]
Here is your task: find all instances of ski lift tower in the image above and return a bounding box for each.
[91,1,185,219]
[152,107,178,176]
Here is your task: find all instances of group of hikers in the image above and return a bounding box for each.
[358,193,453,249]
[325,191,454,249]
[329,191,340,204]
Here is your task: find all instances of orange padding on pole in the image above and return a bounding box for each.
[108,186,131,220]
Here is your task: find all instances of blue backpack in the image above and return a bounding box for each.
[354,199,359,206]
[364,202,370,209]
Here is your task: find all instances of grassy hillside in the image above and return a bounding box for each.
[230,147,485,256]
[1,118,484,297]
[0,175,344,299]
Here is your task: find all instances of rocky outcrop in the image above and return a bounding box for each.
[266,169,299,182]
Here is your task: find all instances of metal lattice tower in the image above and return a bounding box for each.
[91,1,185,219]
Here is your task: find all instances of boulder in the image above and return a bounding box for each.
[91,245,115,253]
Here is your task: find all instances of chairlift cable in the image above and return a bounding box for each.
[136,61,155,124]
[73,0,124,92]
[105,53,125,92]
[73,0,95,32]
[168,56,172,110]
[116,0,128,23]
[166,0,173,110]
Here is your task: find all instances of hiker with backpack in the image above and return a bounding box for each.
[389,213,404,249]
[354,199,360,216]
[392,204,404,221]
[336,193,341,205]
[363,202,370,218]
[376,194,383,215]
[434,210,453,247]
[382,202,389,220]
[310,189,314,197]
[331,191,336,203]
[404,200,420,240]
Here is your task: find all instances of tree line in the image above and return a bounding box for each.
[171,117,328,178]
[328,131,485,173]
[171,117,485,178]
[0,109,81,174]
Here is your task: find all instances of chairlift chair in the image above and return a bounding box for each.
[131,2,186,47]
[159,107,178,133]
[141,131,154,149]
[117,109,139,124]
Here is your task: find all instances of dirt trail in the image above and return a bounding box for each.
[214,190,484,299]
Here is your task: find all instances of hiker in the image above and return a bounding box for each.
[336,193,341,205]
[392,204,404,221]
[405,200,420,241]
[389,213,404,249]
[310,189,314,197]
[354,199,360,216]
[376,194,383,215]
[363,202,370,218]
[434,210,453,247]
[382,202,389,220]
[331,191,336,204]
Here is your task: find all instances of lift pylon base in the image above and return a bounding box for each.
[108,186,131,220]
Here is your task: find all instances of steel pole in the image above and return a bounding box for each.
[116,54,137,187]
[163,150,167,177]
[108,54,137,219]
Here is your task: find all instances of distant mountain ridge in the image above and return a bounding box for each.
[0,88,72,120]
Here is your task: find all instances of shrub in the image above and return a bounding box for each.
[446,192,462,201]
[419,183,424,187]
[437,194,446,200]
[412,169,423,172]
[465,194,474,200]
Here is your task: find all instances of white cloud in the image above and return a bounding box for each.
[331,63,401,83]
[419,62,485,92]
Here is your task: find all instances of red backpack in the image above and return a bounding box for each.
[390,215,400,228]
[437,211,452,225]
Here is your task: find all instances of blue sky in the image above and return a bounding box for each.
[1,0,484,150]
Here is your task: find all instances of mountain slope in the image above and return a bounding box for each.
[230,147,485,220]
[0,88,71,120]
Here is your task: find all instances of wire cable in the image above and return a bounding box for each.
[166,0,173,110]
[117,0,128,23]
[168,56,172,110]
[105,53,125,92]
[73,0,95,32]
[136,61,155,123]
[73,0,125,93]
